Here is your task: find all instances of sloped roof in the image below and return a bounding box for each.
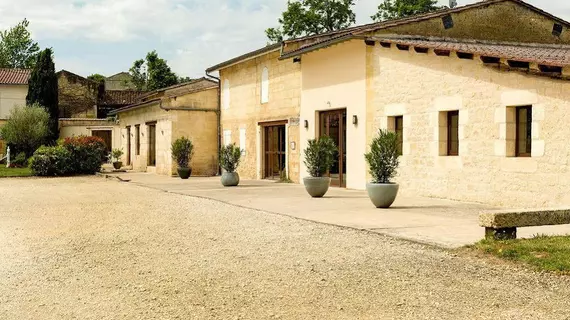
[280,0,570,59]
[372,36,570,67]
[0,68,31,85]
[101,90,145,106]
[206,43,281,73]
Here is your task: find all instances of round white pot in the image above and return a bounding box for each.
[303,177,331,198]
[221,172,240,187]
[366,183,399,208]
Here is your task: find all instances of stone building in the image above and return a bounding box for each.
[206,44,302,182]
[110,78,219,176]
[105,72,136,91]
[209,0,570,208]
[0,69,30,155]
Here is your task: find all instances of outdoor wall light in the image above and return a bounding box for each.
[353,115,358,125]
[290,141,296,150]
[304,120,309,129]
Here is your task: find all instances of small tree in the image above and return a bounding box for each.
[0,19,40,69]
[171,137,194,168]
[219,143,242,173]
[365,129,400,183]
[111,148,124,163]
[371,0,443,22]
[0,104,49,157]
[26,48,59,144]
[303,136,337,177]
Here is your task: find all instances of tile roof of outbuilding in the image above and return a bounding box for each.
[101,90,145,106]
[0,68,31,85]
[372,36,570,67]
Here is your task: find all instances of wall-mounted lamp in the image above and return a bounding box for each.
[290,141,296,150]
[304,120,309,129]
[352,115,358,125]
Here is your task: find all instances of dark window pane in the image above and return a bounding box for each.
[395,116,403,155]
[516,106,532,157]
[447,111,459,156]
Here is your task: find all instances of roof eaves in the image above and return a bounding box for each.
[108,98,161,115]
[206,43,281,73]
[280,34,361,60]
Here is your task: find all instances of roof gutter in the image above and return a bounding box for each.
[206,70,222,176]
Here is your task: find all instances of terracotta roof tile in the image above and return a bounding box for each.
[374,37,570,66]
[101,90,145,106]
[0,68,31,85]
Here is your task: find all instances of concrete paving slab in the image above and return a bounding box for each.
[104,172,570,248]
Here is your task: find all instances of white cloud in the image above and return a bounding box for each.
[0,0,569,78]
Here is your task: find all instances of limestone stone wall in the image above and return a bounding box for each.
[0,85,27,119]
[367,44,570,208]
[57,72,99,118]
[220,50,302,182]
[59,119,121,151]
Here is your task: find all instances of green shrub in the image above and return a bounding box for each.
[62,136,107,174]
[0,104,49,157]
[365,129,400,183]
[220,143,242,173]
[303,136,337,177]
[171,137,194,168]
[10,152,28,168]
[111,148,124,163]
[29,146,72,176]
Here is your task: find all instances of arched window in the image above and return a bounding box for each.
[261,67,269,104]
[223,79,230,110]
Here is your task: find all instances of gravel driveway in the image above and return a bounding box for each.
[1,177,569,319]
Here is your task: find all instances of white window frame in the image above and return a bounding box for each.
[239,128,246,155]
[223,129,232,146]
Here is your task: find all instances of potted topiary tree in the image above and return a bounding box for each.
[111,148,124,170]
[220,143,242,186]
[171,137,194,179]
[364,129,400,208]
[303,136,337,198]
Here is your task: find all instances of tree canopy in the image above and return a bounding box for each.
[0,19,40,69]
[87,73,106,84]
[266,0,356,43]
[371,0,443,21]
[26,48,59,144]
[129,51,179,91]
[0,104,49,157]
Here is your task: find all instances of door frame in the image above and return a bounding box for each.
[259,120,288,180]
[126,126,131,166]
[146,122,157,166]
[318,108,347,188]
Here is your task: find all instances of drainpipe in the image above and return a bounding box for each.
[206,71,222,176]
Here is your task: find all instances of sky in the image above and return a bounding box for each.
[0,0,568,79]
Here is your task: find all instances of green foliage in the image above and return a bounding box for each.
[371,0,443,21]
[0,104,49,157]
[219,143,242,173]
[0,166,32,177]
[62,136,107,174]
[29,145,72,176]
[111,148,124,162]
[87,73,106,84]
[26,48,59,144]
[365,129,400,183]
[129,50,179,91]
[303,136,337,177]
[475,235,570,274]
[178,76,193,84]
[0,19,40,69]
[266,0,356,43]
[171,137,194,168]
[11,152,27,167]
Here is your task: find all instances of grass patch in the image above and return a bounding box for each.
[474,235,570,274]
[0,166,33,177]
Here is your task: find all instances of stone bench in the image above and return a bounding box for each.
[479,208,570,240]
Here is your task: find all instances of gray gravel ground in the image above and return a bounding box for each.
[1,176,570,320]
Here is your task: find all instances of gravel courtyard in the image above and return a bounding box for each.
[1,177,570,319]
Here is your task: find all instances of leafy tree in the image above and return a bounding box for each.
[371,0,443,21]
[87,73,106,84]
[128,51,179,91]
[0,104,49,157]
[266,0,356,43]
[26,48,59,144]
[0,19,40,69]
[178,76,193,84]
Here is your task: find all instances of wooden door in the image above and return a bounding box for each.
[126,126,131,165]
[148,124,156,166]
[262,122,287,179]
[319,109,347,187]
[91,130,112,155]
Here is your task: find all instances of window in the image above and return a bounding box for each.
[394,116,403,155]
[239,128,246,155]
[223,129,232,146]
[223,79,230,110]
[261,67,269,104]
[135,125,140,155]
[516,106,532,157]
[447,111,459,156]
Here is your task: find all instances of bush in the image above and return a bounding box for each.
[220,143,242,173]
[171,137,194,168]
[303,136,337,177]
[365,129,400,183]
[29,146,72,176]
[62,136,107,174]
[10,152,28,168]
[111,148,124,163]
[0,104,49,157]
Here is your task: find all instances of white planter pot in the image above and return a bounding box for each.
[303,177,331,198]
[366,183,399,208]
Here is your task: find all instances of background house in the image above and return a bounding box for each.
[105,72,136,91]
[0,68,30,154]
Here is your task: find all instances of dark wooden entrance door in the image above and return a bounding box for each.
[319,109,347,187]
[91,130,112,155]
[126,126,131,165]
[148,124,156,166]
[263,123,286,179]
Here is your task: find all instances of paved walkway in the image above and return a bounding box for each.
[105,173,570,248]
